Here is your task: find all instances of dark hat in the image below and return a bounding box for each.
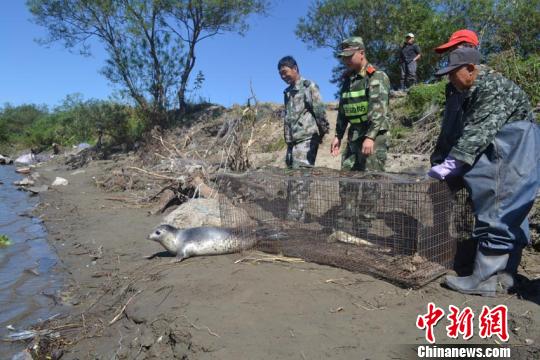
[435,47,480,76]
[435,29,479,53]
[337,37,365,57]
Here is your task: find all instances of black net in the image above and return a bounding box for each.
[217,167,473,288]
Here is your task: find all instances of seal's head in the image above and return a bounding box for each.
[148,224,180,255]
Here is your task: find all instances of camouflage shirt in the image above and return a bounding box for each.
[283,77,327,144]
[336,64,391,140]
[434,65,533,166]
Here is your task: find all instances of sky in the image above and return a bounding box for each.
[0,1,338,109]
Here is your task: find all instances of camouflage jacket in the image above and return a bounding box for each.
[432,65,534,166]
[335,64,391,141]
[283,77,328,144]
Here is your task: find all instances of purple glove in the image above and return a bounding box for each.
[427,156,465,180]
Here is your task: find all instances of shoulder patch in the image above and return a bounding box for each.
[366,65,376,75]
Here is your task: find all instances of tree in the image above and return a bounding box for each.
[28,0,267,125]
[296,0,450,88]
[436,0,540,56]
[296,0,540,88]
[0,103,48,137]
[161,0,268,111]
[28,0,181,126]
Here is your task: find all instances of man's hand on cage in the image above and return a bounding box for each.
[427,156,465,180]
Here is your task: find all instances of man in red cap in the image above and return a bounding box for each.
[434,29,479,53]
[428,41,540,297]
[431,30,480,167]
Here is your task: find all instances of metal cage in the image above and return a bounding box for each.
[217,167,473,288]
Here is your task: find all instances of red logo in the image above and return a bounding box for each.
[446,305,474,340]
[478,305,509,342]
[416,303,445,344]
[417,304,508,343]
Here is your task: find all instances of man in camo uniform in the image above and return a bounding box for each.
[428,47,540,296]
[330,37,391,232]
[278,56,329,220]
[279,56,329,169]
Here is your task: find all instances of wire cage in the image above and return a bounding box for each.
[217,167,473,288]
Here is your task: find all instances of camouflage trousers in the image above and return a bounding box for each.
[338,130,387,233]
[341,129,387,171]
[285,134,320,169]
[285,135,320,221]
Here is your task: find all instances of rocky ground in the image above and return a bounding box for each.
[4,102,540,359]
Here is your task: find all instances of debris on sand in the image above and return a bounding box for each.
[24,185,49,194]
[14,177,35,187]
[15,167,32,174]
[51,177,69,186]
[14,153,36,165]
[2,329,58,342]
[0,154,13,165]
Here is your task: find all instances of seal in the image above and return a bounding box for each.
[148,224,257,261]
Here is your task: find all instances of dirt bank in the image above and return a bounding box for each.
[23,158,538,360]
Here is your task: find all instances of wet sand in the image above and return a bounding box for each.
[36,160,540,359]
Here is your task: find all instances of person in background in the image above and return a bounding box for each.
[428,46,540,296]
[399,33,421,89]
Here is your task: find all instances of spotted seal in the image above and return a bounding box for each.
[148,224,257,261]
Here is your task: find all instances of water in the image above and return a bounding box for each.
[0,166,64,356]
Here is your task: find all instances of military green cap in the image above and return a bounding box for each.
[337,37,365,57]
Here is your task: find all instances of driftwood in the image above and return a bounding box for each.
[191,175,215,199]
[150,189,178,215]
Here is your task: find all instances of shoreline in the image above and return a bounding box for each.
[25,160,540,358]
[0,165,64,358]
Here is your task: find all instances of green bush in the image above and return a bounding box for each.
[0,120,8,143]
[0,96,149,150]
[127,111,148,143]
[0,104,48,146]
[405,80,447,117]
[389,125,412,140]
[489,49,540,110]
[0,234,11,247]
[27,114,65,147]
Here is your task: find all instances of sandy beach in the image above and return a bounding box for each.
[24,158,538,360]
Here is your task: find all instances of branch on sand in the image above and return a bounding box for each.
[109,289,144,326]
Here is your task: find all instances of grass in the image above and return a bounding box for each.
[0,234,12,247]
[264,137,287,152]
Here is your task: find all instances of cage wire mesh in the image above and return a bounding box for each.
[217,167,473,288]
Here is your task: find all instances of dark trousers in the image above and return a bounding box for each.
[463,120,540,253]
[400,61,417,89]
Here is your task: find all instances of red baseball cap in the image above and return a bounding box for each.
[434,30,479,53]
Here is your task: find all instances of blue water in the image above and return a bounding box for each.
[0,165,64,356]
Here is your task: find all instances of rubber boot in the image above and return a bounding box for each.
[497,245,523,293]
[445,249,509,297]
